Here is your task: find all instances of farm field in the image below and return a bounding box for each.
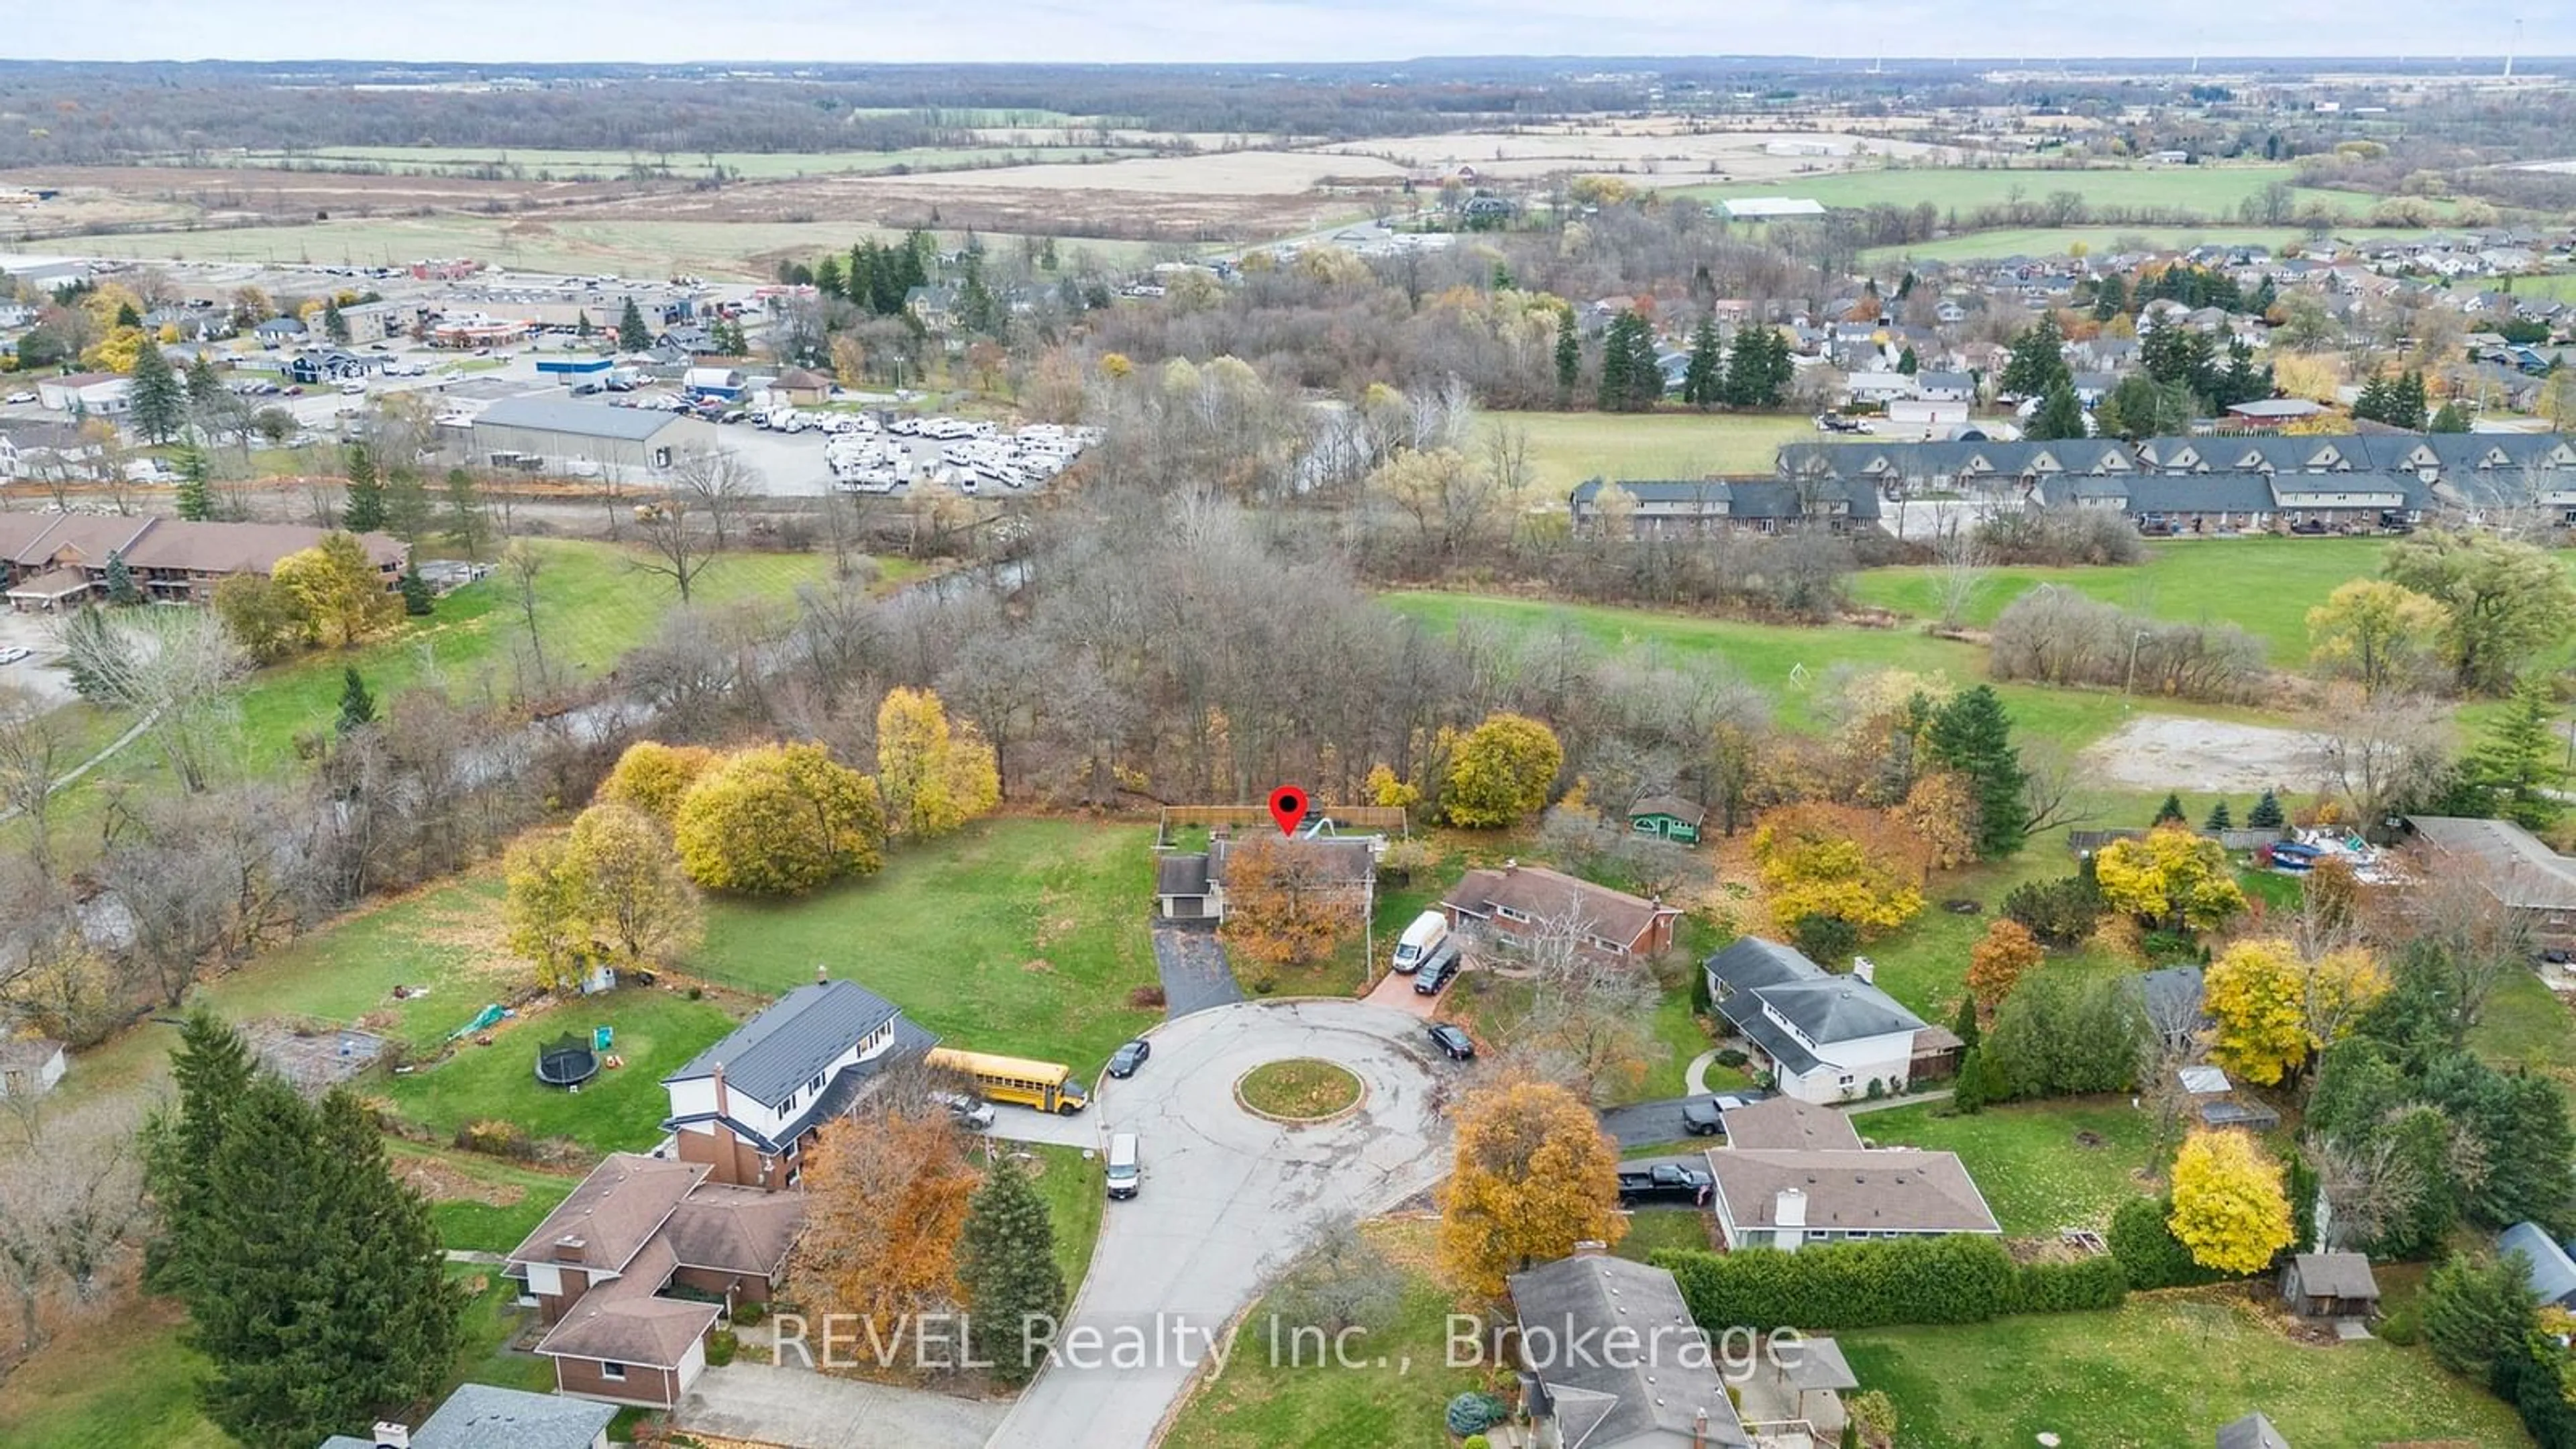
[1838,1290,2530,1448]
[1678,162,2369,219]
[1859,1098,2157,1236]
[161,144,1155,181]
[62,216,1162,280]
[1487,410,1819,490]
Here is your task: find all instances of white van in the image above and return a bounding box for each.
[1391,910,1450,974]
[1106,1133,1140,1200]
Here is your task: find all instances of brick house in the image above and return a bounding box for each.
[659,977,936,1191]
[1438,861,1681,960]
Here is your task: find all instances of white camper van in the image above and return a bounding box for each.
[1391,910,1450,975]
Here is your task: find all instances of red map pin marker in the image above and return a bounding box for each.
[1267,785,1308,838]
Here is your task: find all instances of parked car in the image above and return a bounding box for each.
[1412,939,1462,996]
[1616,1161,1713,1204]
[1107,1039,1151,1079]
[1427,1023,1475,1061]
[2288,519,2330,536]
[929,1090,996,1131]
[1707,1089,1771,1112]
[1106,1132,1141,1201]
[0,646,30,665]
[1390,908,1448,974]
[1678,1097,1723,1136]
[2,391,34,405]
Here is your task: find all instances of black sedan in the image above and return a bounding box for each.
[1107,1039,1151,1078]
[1427,1023,1476,1061]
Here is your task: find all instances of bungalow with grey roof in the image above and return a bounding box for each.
[1703,938,1956,1102]
[1505,1252,1753,1449]
[1704,1097,1998,1250]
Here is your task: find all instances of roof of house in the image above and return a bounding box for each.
[663,1182,804,1279]
[1442,863,1678,949]
[1778,1336,1858,1391]
[1704,938,1927,1048]
[2501,1222,2576,1305]
[0,1037,63,1071]
[2216,1412,2291,1449]
[2288,1252,2379,1299]
[1705,1146,2001,1235]
[1916,370,1974,391]
[2406,815,2576,910]
[505,1153,704,1279]
[1156,853,1212,898]
[0,513,152,568]
[3,566,94,600]
[772,368,833,390]
[534,1238,722,1368]
[1506,1254,1753,1449]
[1717,1095,1863,1151]
[472,395,692,441]
[1208,835,1377,886]
[1629,794,1706,826]
[319,1383,618,1449]
[121,520,407,575]
[664,979,905,1110]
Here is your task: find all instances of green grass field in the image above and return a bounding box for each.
[1839,1291,2530,1448]
[68,217,1164,282]
[1487,411,1818,491]
[1024,1143,1110,1294]
[1859,1098,2157,1235]
[380,987,743,1154]
[1680,163,2357,219]
[386,1142,583,1255]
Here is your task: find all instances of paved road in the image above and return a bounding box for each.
[985,999,1452,1449]
[1150,924,1242,1017]
[675,1361,1006,1449]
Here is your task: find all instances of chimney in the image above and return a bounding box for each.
[816,962,828,984]
[551,1235,588,1264]
[1571,1239,1608,1258]
[1693,1407,1709,1449]
[1774,1187,1807,1252]
[1852,955,1876,984]
[712,1061,731,1120]
[374,1424,411,1449]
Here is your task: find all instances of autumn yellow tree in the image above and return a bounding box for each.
[1899,771,1979,870]
[1219,837,1368,968]
[1966,918,2044,1013]
[1442,712,1563,828]
[1438,1079,1626,1299]
[674,743,886,894]
[875,687,1001,839]
[2306,579,2448,697]
[2167,1128,2294,1275]
[271,531,399,648]
[2204,936,2390,1085]
[1751,802,1929,939]
[2094,827,2247,933]
[501,830,600,992]
[797,1109,979,1376]
[564,802,701,965]
[595,741,719,824]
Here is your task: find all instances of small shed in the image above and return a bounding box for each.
[2279,1252,2379,1319]
[2216,1411,2290,1449]
[2200,1099,2282,1130]
[771,368,834,406]
[2178,1065,2232,1096]
[1627,794,1706,846]
[1768,1333,1858,1436]
[0,1038,66,1097]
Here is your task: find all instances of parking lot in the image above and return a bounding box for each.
[0,609,77,708]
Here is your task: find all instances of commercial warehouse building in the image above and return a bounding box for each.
[467,397,715,485]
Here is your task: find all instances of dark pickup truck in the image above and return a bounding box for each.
[1616,1161,1713,1204]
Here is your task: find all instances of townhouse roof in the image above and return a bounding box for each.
[664,979,904,1110]
[1716,1095,1863,1151]
[120,520,407,575]
[1443,863,1678,949]
[505,1152,705,1278]
[0,513,153,568]
[1506,1254,1753,1449]
[1705,1146,2000,1235]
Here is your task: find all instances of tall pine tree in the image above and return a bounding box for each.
[2026,379,2089,440]
[1923,685,2030,858]
[1681,314,1722,407]
[128,339,186,445]
[173,442,214,523]
[142,1010,256,1295]
[2464,676,2563,833]
[958,1156,1066,1387]
[1553,309,1580,399]
[336,667,377,735]
[1998,313,2072,399]
[616,297,653,351]
[341,445,386,532]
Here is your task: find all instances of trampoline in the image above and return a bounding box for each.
[535,1032,601,1088]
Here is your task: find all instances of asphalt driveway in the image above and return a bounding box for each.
[985,998,1450,1449]
[1600,1095,1719,1148]
[1150,922,1242,1016]
[674,1361,1005,1449]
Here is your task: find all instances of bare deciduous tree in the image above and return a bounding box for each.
[2311,1134,2425,1254]
[1499,896,1666,1106]
[49,606,243,794]
[0,1096,147,1356]
[1932,509,1991,631]
[499,541,551,699]
[669,445,759,554]
[2312,689,2452,835]
[0,687,65,877]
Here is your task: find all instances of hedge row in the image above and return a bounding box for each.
[2107,1195,2245,1291]
[1653,1235,2126,1332]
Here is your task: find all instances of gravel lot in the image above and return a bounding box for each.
[2081,714,2324,794]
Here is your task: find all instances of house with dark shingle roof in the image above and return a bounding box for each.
[1567,476,1880,539]
[1505,1252,1754,1449]
[661,977,936,1190]
[1704,938,1943,1103]
[1442,861,1681,961]
[317,1381,614,1449]
[2216,1411,2291,1449]
[1152,832,1377,923]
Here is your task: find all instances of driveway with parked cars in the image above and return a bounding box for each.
[1598,1089,1771,1148]
[985,998,1454,1449]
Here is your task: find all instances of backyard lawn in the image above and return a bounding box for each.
[1022,1142,1109,1293]
[1858,1098,2158,1236]
[1486,410,1819,490]
[1838,1290,2531,1448]
[386,1141,584,1256]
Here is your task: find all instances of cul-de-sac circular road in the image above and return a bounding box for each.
[985,998,1457,1448]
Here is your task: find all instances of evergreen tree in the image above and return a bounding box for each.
[184,352,225,412]
[1950,992,1982,1053]
[2249,274,2279,314]
[2463,677,2564,833]
[1554,309,1580,398]
[115,299,142,329]
[2430,400,2472,433]
[2212,338,2271,409]
[2204,800,2234,833]
[441,468,486,559]
[1597,311,1660,412]
[341,445,386,532]
[128,339,186,444]
[173,442,214,523]
[322,300,350,344]
[2142,323,2219,400]
[1998,313,2072,399]
[142,1010,258,1296]
[574,309,594,339]
[2152,792,2188,826]
[336,667,377,735]
[2092,274,2129,321]
[1923,685,2030,858]
[2396,370,2430,432]
[384,466,432,543]
[2026,379,2088,440]
[1896,344,1919,375]
[104,550,142,606]
[616,297,652,351]
[189,1077,460,1444]
[1680,314,1723,407]
[2247,790,2286,830]
[957,1156,1067,1387]
[398,559,435,618]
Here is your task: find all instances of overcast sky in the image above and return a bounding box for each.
[13,2,2572,66]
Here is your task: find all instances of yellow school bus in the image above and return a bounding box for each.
[927,1047,1091,1115]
